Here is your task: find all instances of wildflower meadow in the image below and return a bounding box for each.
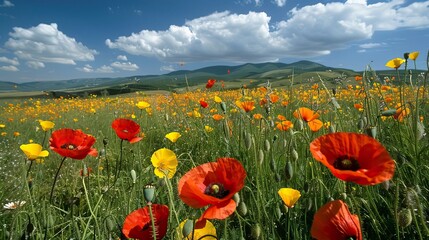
[0,52,428,239]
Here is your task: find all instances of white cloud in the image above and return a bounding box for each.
[273,0,286,7]
[160,65,175,72]
[0,65,18,71]
[0,56,19,65]
[0,0,14,7]
[117,55,128,61]
[359,42,384,49]
[77,64,114,73]
[110,61,139,71]
[26,61,45,69]
[106,1,429,63]
[5,23,97,65]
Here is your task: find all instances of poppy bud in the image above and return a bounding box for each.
[329,124,336,133]
[357,119,364,130]
[130,170,137,184]
[417,121,425,141]
[144,184,155,203]
[245,132,252,150]
[404,52,409,60]
[275,204,282,221]
[270,156,277,171]
[341,192,347,200]
[182,219,194,237]
[106,217,115,232]
[265,106,271,115]
[258,149,264,165]
[381,180,390,191]
[251,223,261,239]
[332,88,337,96]
[331,97,341,109]
[220,102,227,113]
[237,201,248,216]
[366,126,377,138]
[233,193,241,205]
[165,113,169,121]
[264,139,271,152]
[398,208,412,228]
[284,161,293,180]
[291,149,299,161]
[103,137,108,146]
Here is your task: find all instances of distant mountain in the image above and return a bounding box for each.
[0,60,355,96]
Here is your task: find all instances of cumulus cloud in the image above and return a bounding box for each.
[0,56,19,65]
[106,1,429,63]
[117,55,128,61]
[77,64,114,73]
[0,0,14,7]
[27,61,45,69]
[5,23,97,65]
[0,65,18,71]
[110,61,139,71]
[273,0,286,7]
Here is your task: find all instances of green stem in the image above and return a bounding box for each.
[49,157,67,204]
[148,204,158,240]
[164,176,181,228]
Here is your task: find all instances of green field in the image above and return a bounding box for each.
[0,63,428,239]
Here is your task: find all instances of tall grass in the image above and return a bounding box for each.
[0,53,428,239]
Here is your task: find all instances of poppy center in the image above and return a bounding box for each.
[122,129,129,133]
[333,156,360,171]
[204,183,229,199]
[61,143,77,150]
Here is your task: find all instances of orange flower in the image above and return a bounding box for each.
[178,158,246,220]
[277,114,287,121]
[212,114,224,121]
[310,132,395,185]
[353,103,364,111]
[311,200,362,240]
[206,79,216,89]
[237,101,255,112]
[270,94,279,103]
[394,104,410,122]
[253,113,263,120]
[293,107,323,132]
[293,107,319,122]
[355,75,362,81]
[122,204,169,240]
[276,121,293,131]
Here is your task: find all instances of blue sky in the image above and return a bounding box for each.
[0,0,428,83]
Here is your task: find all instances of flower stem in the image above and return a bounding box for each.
[114,139,124,183]
[49,156,67,204]
[164,176,181,228]
[148,203,158,240]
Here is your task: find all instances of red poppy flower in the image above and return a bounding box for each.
[112,118,143,143]
[50,128,98,160]
[206,79,216,89]
[200,99,209,108]
[311,200,362,240]
[178,158,246,220]
[310,132,395,185]
[122,204,169,240]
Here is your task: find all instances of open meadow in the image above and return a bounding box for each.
[0,55,428,240]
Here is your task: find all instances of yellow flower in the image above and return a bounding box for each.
[165,132,181,143]
[385,58,405,69]
[20,143,49,160]
[177,219,217,239]
[39,120,55,131]
[409,51,419,61]
[205,125,214,133]
[278,188,301,208]
[214,96,223,103]
[136,101,151,109]
[0,124,5,128]
[131,114,136,119]
[151,148,178,179]
[14,132,20,137]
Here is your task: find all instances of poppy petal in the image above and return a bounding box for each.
[200,198,236,220]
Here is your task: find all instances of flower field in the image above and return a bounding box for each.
[0,54,428,239]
